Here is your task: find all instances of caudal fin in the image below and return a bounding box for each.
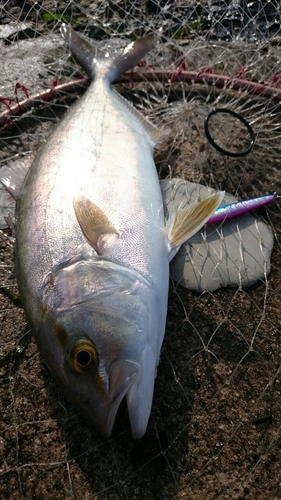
[108,29,162,82]
[60,24,161,82]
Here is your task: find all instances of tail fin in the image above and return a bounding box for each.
[108,29,162,82]
[60,24,161,82]
[60,24,98,78]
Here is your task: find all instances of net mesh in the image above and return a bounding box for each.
[1,1,281,499]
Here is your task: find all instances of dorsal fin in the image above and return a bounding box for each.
[112,89,168,145]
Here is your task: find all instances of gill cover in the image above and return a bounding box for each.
[39,258,160,438]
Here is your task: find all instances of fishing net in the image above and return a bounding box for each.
[1,1,281,498]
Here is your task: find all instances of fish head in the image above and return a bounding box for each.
[37,259,161,439]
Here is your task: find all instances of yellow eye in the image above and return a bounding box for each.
[67,339,99,374]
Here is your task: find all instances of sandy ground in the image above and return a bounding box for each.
[1,1,281,499]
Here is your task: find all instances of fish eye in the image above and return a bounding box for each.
[76,349,91,367]
[67,339,99,374]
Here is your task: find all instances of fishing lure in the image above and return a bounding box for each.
[208,194,276,224]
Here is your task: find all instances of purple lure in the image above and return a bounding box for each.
[207,194,276,224]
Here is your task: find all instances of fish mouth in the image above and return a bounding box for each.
[105,344,157,439]
[101,359,141,438]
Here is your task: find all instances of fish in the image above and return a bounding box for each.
[10,25,223,439]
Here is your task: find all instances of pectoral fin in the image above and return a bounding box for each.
[73,195,119,254]
[0,154,34,200]
[0,154,34,229]
[166,192,224,261]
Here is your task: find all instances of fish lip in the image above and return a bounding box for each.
[103,359,141,437]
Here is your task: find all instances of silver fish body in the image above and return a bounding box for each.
[15,26,222,438]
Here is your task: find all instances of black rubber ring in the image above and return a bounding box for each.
[204,108,255,157]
